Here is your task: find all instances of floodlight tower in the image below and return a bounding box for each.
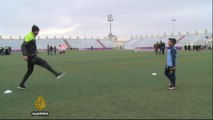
[172,19,176,36]
[108,14,113,39]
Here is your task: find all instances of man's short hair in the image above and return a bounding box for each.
[169,38,176,45]
[32,25,40,32]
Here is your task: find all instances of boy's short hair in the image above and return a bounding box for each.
[169,38,176,45]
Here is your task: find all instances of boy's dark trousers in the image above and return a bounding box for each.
[164,66,176,87]
[20,56,58,86]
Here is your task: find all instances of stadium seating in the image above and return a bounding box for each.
[177,35,201,45]
[0,39,22,50]
[0,33,211,51]
[36,39,65,49]
[66,39,102,49]
[65,39,114,50]
[98,39,115,48]
[176,33,212,45]
[0,39,115,51]
[124,33,212,50]
[123,39,142,50]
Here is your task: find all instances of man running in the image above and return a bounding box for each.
[18,25,65,90]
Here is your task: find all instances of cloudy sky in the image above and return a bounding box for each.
[0,0,212,40]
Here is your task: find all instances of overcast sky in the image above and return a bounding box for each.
[0,0,212,40]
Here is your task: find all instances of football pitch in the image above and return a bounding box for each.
[0,50,212,119]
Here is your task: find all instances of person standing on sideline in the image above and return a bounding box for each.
[164,38,177,90]
[159,41,163,55]
[156,42,160,55]
[47,45,50,55]
[54,46,57,55]
[184,44,187,51]
[154,43,158,55]
[188,44,191,51]
[18,25,65,90]
[50,46,53,55]
[162,42,166,55]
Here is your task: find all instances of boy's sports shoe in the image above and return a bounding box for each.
[168,86,176,90]
[17,85,26,90]
[56,72,65,79]
[168,83,172,87]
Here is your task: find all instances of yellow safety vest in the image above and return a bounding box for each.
[24,32,36,42]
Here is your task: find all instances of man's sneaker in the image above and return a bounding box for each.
[17,85,26,90]
[56,72,65,79]
[168,86,176,90]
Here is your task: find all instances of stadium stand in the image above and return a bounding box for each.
[124,33,212,50]
[67,39,102,50]
[97,39,115,48]
[0,31,211,51]
[0,38,115,51]
[123,39,142,50]
[207,35,213,48]
[0,39,22,51]
[36,39,65,50]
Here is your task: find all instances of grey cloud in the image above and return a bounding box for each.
[0,0,212,40]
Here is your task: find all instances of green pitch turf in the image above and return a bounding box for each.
[0,50,212,119]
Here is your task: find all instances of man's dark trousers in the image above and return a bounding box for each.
[20,56,58,86]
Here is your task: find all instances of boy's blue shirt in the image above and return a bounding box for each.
[167,46,177,67]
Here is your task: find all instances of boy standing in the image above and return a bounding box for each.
[164,38,177,90]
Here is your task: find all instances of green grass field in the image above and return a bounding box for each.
[0,50,212,119]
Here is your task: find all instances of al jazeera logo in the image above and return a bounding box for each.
[31,95,49,116]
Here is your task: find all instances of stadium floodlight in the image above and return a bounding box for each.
[107,14,113,38]
[172,19,176,36]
